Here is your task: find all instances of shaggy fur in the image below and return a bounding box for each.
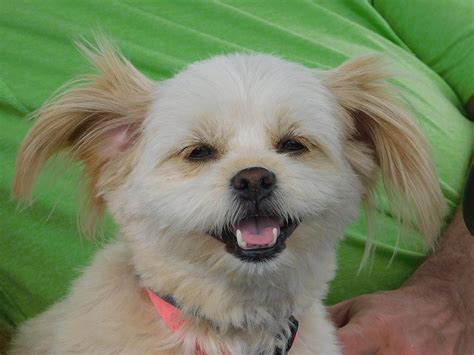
[10,41,446,354]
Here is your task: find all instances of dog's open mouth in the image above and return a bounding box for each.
[211,216,299,262]
[235,216,282,250]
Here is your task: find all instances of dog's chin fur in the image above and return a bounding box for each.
[10,39,446,354]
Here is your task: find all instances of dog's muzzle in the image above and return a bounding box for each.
[210,167,299,262]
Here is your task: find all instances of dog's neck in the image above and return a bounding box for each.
[134,256,303,331]
[144,287,299,354]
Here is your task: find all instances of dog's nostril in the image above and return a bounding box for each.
[261,174,276,189]
[234,178,249,191]
[231,167,276,201]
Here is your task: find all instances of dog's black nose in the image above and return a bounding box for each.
[231,167,276,202]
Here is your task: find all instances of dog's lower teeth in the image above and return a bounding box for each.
[236,229,247,248]
[272,228,278,245]
[235,228,280,250]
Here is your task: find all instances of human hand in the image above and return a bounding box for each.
[328,281,473,355]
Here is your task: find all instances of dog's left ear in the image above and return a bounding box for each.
[325,56,446,245]
[12,39,156,235]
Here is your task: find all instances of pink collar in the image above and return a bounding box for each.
[145,288,185,332]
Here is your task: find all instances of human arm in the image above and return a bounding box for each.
[328,207,474,355]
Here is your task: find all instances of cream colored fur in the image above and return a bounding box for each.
[10,41,445,354]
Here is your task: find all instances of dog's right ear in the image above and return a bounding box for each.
[12,39,156,231]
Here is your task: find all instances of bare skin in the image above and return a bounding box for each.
[328,207,474,355]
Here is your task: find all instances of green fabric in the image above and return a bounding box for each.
[1,0,472,335]
[373,0,474,105]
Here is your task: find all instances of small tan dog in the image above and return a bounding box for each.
[10,40,445,354]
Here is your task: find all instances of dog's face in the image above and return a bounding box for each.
[117,54,361,264]
[13,42,445,277]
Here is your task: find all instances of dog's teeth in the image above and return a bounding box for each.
[272,228,278,245]
[236,229,247,248]
[236,228,242,241]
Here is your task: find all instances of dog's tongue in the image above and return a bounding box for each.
[237,216,280,246]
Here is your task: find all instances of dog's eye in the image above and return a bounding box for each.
[279,139,306,153]
[187,146,216,160]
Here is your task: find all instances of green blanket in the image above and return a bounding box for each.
[1,1,472,342]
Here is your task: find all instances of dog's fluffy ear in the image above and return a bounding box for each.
[325,56,446,246]
[12,39,155,234]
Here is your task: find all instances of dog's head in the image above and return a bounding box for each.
[120,52,367,265]
[13,41,446,269]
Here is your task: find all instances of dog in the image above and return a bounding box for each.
[10,40,445,354]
